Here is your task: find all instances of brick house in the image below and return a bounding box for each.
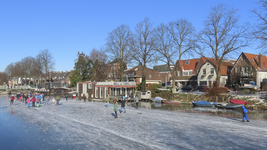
[153,64,172,86]
[106,59,127,81]
[124,66,161,85]
[230,52,267,87]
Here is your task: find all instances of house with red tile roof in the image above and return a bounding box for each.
[172,57,234,88]
[197,59,234,87]
[172,58,205,88]
[230,52,267,87]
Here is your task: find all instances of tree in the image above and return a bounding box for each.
[70,52,93,87]
[197,4,249,87]
[88,49,108,81]
[105,24,134,81]
[37,49,55,82]
[132,18,156,90]
[0,72,8,85]
[154,19,195,93]
[252,0,267,51]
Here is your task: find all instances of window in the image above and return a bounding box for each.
[100,87,103,98]
[177,71,180,76]
[203,69,206,75]
[264,67,267,71]
[95,87,98,98]
[211,68,214,74]
[88,83,92,89]
[183,71,188,76]
[245,67,248,73]
[189,71,192,75]
[235,67,238,73]
[242,57,244,61]
[149,74,152,78]
[185,61,190,65]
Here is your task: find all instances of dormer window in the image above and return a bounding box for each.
[185,61,190,65]
[256,56,258,58]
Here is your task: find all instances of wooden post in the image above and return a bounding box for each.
[216,96,218,102]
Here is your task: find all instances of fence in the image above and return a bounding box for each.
[0,85,31,90]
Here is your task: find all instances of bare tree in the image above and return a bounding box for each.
[105,24,134,81]
[252,0,267,51]
[154,19,195,93]
[5,63,15,77]
[37,49,55,82]
[88,48,108,81]
[197,4,249,87]
[0,72,8,85]
[132,18,156,90]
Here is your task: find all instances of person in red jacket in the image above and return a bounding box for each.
[10,95,15,106]
[31,96,36,107]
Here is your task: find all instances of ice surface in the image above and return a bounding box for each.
[0,95,267,150]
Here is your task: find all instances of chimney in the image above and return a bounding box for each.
[259,53,262,70]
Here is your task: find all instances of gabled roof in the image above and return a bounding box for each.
[243,53,267,71]
[205,59,234,75]
[124,66,155,74]
[177,58,202,73]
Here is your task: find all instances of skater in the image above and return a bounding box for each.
[56,94,60,105]
[83,94,86,102]
[31,96,36,107]
[76,93,78,101]
[135,94,139,109]
[52,97,56,105]
[105,94,110,107]
[65,94,68,101]
[114,100,118,118]
[27,97,31,108]
[130,89,135,101]
[45,96,50,105]
[120,96,126,113]
[10,95,15,106]
[36,98,40,107]
[242,105,250,122]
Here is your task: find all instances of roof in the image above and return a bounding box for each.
[177,58,201,74]
[153,64,171,72]
[206,59,234,75]
[124,66,155,74]
[243,53,267,71]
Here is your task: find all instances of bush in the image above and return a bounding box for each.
[206,87,229,96]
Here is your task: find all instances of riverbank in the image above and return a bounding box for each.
[0,95,267,150]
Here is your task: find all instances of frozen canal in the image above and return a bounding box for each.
[1,95,267,150]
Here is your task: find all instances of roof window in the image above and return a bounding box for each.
[185,61,190,65]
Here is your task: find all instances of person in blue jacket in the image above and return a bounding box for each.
[241,105,250,122]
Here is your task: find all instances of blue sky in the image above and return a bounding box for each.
[0,0,261,72]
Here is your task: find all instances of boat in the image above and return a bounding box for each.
[230,99,249,105]
[161,100,180,105]
[191,100,217,107]
[151,96,165,103]
[216,103,243,109]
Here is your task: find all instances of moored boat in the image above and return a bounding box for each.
[216,103,243,109]
[151,97,165,103]
[161,100,180,105]
[191,100,217,107]
[230,99,249,105]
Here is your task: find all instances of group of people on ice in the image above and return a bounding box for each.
[105,89,139,119]
[9,92,62,107]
